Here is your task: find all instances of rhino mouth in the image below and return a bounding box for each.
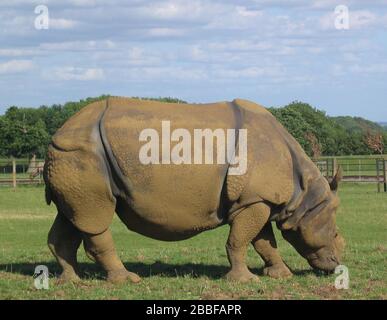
[307,250,340,273]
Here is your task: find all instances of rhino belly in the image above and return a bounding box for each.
[115,194,226,241]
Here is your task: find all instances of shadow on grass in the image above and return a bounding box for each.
[0,261,317,281]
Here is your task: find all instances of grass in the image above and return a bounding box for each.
[0,184,386,300]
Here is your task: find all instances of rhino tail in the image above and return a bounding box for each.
[45,185,52,205]
[43,145,55,205]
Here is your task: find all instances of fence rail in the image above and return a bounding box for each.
[1,157,387,192]
[0,158,44,187]
[314,157,387,192]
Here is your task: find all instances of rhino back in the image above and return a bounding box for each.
[102,97,239,233]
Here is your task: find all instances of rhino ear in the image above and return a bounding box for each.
[329,167,343,192]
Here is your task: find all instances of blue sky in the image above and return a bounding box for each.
[0,0,386,121]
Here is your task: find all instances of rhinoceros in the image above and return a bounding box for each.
[44,97,344,283]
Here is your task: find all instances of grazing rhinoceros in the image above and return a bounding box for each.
[44,97,344,283]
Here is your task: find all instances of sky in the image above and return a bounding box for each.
[0,0,386,121]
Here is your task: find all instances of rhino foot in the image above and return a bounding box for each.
[107,269,141,284]
[263,263,292,279]
[225,269,260,283]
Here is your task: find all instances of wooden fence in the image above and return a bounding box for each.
[1,157,386,192]
[0,158,44,187]
[314,157,387,192]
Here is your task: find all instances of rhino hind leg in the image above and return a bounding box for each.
[48,212,82,283]
[225,202,272,283]
[82,228,141,284]
[252,222,293,279]
[45,146,139,283]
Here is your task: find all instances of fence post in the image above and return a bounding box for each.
[12,158,16,189]
[376,159,381,193]
[384,160,387,193]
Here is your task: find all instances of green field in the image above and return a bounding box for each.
[0,184,386,300]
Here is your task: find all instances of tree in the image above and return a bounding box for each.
[365,130,384,155]
[0,116,49,158]
[269,107,314,155]
[305,132,322,160]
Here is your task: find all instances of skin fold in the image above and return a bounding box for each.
[44,97,344,283]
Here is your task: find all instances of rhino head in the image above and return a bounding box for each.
[276,169,345,273]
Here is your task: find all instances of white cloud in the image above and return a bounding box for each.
[341,52,360,62]
[68,0,98,6]
[235,6,262,18]
[50,67,105,80]
[125,47,162,66]
[349,64,387,73]
[118,65,207,81]
[350,10,378,28]
[190,45,207,61]
[50,18,79,30]
[0,15,32,36]
[312,0,387,9]
[0,0,99,7]
[0,48,39,57]
[0,59,34,74]
[147,28,185,37]
[214,65,284,79]
[142,0,208,20]
[40,40,115,51]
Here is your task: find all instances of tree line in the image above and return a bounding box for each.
[0,96,385,159]
[268,101,386,158]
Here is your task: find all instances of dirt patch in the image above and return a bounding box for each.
[0,270,28,281]
[312,285,343,300]
[269,287,287,300]
[364,279,385,294]
[200,284,259,300]
[200,291,236,300]
[136,254,146,262]
[53,290,66,298]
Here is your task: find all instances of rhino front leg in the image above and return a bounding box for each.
[225,202,271,283]
[252,222,293,279]
[83,228,141,284]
